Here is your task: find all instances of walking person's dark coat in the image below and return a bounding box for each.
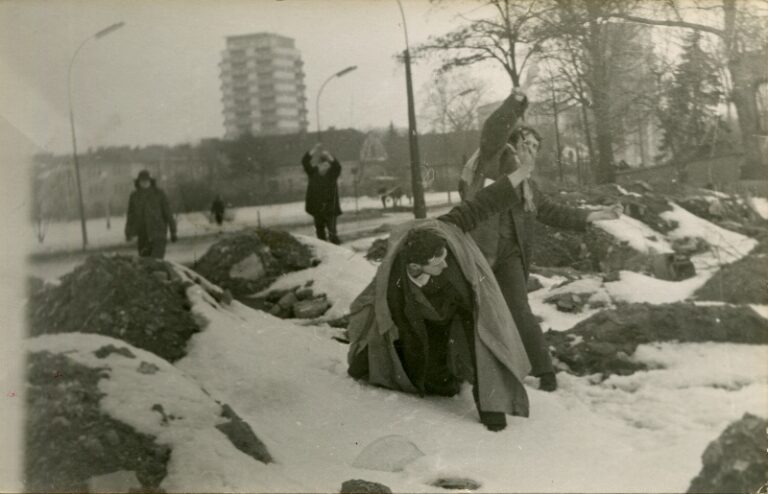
[302,149,342,244]
[211,196,226,226]
[125,170,177,259]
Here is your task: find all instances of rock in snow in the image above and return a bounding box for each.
[688,413,768,494]
[340,479,393,493]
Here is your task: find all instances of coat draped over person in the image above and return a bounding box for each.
[347,217,532,417]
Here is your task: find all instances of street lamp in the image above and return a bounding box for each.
[315,65,357,139]
[68,21,125,251]
[395,0,426,219]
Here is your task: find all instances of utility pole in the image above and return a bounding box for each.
[396,0,426,218]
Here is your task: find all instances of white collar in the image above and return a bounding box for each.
[407,271,431,288]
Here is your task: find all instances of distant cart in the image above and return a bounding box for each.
[372,176,406,209]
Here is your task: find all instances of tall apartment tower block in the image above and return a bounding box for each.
[220,33,309,139]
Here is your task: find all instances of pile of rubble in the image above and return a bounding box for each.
[192,229,316,298]
[545,303,768,378]
[246,280,333,320]
[27,255,201,362]
[687,413,768,493]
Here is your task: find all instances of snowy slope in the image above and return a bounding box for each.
[174,272,768,492]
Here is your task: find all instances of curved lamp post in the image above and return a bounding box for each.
[68,21,124,251]
[315,65,357,140]
[395,0,426,219]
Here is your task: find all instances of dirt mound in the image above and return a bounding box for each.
[25,351,170,492]
[531,222,651,274]
[27,255,200,362]
[694,247,768,305]
[553,182,676,233]
[193,229,315,298]
[365,238,389,262]
[687,413,768,493]
[545,303,768,378]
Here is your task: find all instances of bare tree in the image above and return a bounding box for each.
[415,0,550,87]
[537,0,650,183]
[419,72,487,133]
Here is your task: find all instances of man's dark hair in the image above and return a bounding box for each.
[401,229,446,265]
[508,125,543,146]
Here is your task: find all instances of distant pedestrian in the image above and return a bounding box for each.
[211,195,226,226]
[301,143,342,244]
[125,170,177,259]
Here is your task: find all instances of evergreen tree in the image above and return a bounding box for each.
[657,31,725,165]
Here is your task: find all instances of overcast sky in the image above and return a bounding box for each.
[0,0,515,154]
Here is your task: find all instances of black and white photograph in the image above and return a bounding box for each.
[1,0,767,492]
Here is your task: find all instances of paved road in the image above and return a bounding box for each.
[28,205,452,281]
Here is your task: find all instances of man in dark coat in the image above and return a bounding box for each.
[460,89,622,392]
[348,160,535,431]
[125,170,177,259]
[301,143,342,244]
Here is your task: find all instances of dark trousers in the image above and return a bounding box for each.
[313,213,340,244]
[213,212,224,225]
[137,235,167,259]
[493,247,554,376]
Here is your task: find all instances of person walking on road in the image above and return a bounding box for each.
[211,195,226,227]
[301,143,342,244]
[125,170,177,259]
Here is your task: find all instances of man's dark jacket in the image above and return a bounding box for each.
[125,179,176,242]
[461,93,589,275]
[301,153,342,217]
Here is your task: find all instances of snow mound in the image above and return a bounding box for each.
[747,196,768,220]
[25,333,276,493]
[661,203,756,265]
[592,215,672,254]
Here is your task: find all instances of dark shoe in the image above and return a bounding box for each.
[479,411,507,432]
[539,372,558,392]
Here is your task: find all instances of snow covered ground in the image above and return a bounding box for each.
[24,193,768,492]
[28,240,766,492]
[27,216,768,492]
